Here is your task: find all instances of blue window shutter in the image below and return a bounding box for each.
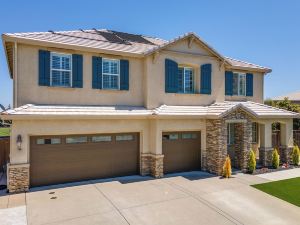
[72,54,83,88]
[165,59,179,93]
[246,73,253,96]
[200,64,212,94]
[225,71,233,96]
[38,50,50,86]
[92,56,102,89]
[120,59,129,90]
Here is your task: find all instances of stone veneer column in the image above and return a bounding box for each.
[240,121,252,171]
[151,154,164,178]
[259,122,273,167]
[259,147,273,167]
[279,146,293,164]
[7,163,30,193]
[140,153,164,178]
[206,119,227,175]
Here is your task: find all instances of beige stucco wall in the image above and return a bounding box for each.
[10,118,206,166]
[225,71,264,104]
[144,39,265,108]
[16,44,144,107]
[15,40,265,109]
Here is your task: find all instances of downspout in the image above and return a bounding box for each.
[13,42,18,108]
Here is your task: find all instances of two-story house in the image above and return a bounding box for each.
[1,29,298,193]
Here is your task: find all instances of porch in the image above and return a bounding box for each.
[204,102,297,175]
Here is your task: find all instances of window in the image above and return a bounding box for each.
[92,135,112,142]
[233,73,246,96]
[178,67,194,93]
[227,123,235,145]
[182,133,197,139]
[116,135,134,141]
[50,53,72,87]
[163,134,179,140]
[37,138,61,145]
[252,122,258,143]
[102,58,120,89]
[66,136,87,144]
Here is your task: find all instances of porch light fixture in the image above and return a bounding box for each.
[17,135,22,150]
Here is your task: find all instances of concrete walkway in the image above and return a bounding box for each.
[0,169,299,225]
[256,168,300,181]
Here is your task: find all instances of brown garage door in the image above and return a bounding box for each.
[162,131,201,174]
[30,133,139,187]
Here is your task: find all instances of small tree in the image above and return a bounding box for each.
[222,155,232,178]
[272,148,280,169]
[248,149,256,173]
[292,145,300,165]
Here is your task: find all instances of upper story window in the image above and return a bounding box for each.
[233,73,246,96]
[50,52,72,87]
[178,67,194,93]
[102,58,120,90]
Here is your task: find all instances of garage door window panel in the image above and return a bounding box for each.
[116,135,134,141]
[66,136,88,144]
[163,134,179,140]
[92,135,112,142]
[36,138,61,145]
[182,133,197,139]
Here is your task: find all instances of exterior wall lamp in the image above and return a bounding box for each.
[17,135,22,150]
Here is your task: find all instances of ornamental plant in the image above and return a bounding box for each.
[248,149,256,174]
[292,145,300,165]
[222,155,232,178]
[272,148,280,169]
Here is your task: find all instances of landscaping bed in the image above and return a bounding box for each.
[252,177,300,207]
[252,164,300,175]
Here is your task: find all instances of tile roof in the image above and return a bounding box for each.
[2,104,151,117]
[3,29,270,72]
[3,102,298,119]
[225,57,271,72]
[273,91,300,101]
[3,29,166,55]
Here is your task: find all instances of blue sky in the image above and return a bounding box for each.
[1,0,300,107]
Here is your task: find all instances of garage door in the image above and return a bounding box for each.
[30,133,139,187]
[162,131,201,174]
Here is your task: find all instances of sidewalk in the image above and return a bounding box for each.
[256,168,300,181]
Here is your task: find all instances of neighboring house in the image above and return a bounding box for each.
[273,91,300,105]
[1,29,298,193]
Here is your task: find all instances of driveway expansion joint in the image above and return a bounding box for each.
[93,182,131,225]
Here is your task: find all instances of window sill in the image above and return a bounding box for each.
[167,92,210,96]
[46,86,75,90]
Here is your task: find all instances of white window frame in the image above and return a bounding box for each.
[50,52,72,87]
[102,58,120,90]
[233,72,246,96]
[179,66,194,93]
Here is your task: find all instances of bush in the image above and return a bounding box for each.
[248,149,256,174]
[222,155,232,178]
[272,148,280,169]
[292,145,300,165]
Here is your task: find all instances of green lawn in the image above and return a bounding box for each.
[252,177,300,207]
[0,127,10,137]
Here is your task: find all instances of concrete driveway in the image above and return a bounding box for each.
[1,170,300,225]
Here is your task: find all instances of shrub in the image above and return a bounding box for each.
[272,148,280,169]
[292,145,300,165]
[248,149,256,174]
[222,155,232,178]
